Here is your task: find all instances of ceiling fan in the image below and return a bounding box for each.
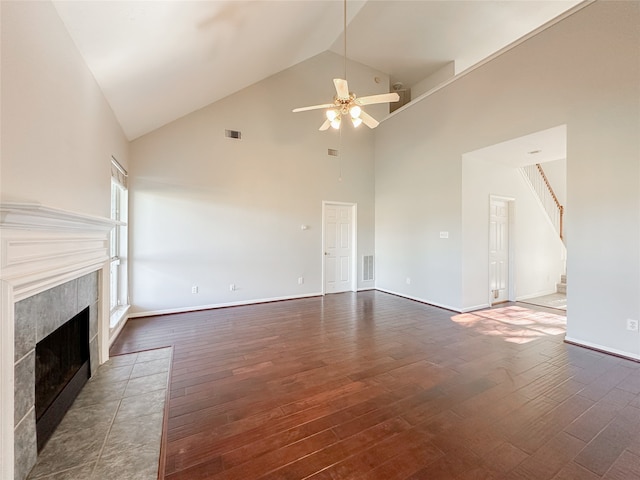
[293,79,399,130]
[292,0,399,131]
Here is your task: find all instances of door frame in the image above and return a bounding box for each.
[321,201,357,295]
[488,195,516,306]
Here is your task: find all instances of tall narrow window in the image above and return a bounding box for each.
[110,157,129,328]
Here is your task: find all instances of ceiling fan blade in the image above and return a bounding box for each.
[292,103,334,113]
[334,78,349,99]
[356,92,400,106]
[319,119,331,131]
[360,110,379,129]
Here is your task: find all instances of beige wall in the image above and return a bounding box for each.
[0,1,128,217]
[375,1,640,358]
[1,3,130,479]
[129,52,388,315]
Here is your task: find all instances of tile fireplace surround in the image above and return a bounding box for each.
[0,203,116,480]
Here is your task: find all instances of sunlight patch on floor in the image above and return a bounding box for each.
[451,306,566,344]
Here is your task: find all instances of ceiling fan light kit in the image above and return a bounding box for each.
[293,76,399,131]
[292,0,399,131]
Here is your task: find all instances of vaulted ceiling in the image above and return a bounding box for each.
[52,0,582,140]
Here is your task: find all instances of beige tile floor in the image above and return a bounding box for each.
[519,292,567,311]
[27,347,171,480]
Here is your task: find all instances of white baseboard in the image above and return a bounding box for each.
[564,336,640,362]
[516,288,559,301]
[374,288,461,313]
[460,303,491,313]
[128,292,324,318]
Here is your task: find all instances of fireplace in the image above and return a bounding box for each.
[35,307,90,451]
[13,272,100,479]
[1,203,115,480]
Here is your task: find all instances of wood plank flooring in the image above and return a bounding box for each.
[110,291,640,479]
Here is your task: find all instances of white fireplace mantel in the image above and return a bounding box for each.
[0,202,116,480]
[1,203,119,301]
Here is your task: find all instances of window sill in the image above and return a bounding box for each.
[109,304,130,332]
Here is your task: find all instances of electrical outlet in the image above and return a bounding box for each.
[298,277,304,285]
[627,319,639,332]
[229,284,236,291]
[191,285,198,294]
[406,277,411,285]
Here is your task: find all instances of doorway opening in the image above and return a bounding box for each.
[462,124,567,311]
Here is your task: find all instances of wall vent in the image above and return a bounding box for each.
[225,129,241,140]
[363,255,374,281]
[328,149,339,157]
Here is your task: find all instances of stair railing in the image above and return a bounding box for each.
[521,163,564,242]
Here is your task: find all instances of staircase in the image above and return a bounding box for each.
[521,163,564,242]
[521,163,567,298]
[557,273,567,294]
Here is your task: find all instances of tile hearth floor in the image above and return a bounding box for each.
[27,347,171,480]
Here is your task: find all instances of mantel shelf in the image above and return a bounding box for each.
[0,202,121,232]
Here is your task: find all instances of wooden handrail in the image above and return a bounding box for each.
[536,163,564,241]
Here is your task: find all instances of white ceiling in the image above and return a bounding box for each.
[52,0,582,140]
[464,124,567,167]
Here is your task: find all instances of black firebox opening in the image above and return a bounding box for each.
[35,306,90,451]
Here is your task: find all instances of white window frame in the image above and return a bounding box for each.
[110,158,129,328]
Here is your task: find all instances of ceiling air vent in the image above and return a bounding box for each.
[328,149,339,157]
[225,129,241,140]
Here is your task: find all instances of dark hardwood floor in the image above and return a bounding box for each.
[110,291,640,479]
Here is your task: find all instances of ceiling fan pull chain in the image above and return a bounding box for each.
[338,121,343,181]
[344,0,347,81]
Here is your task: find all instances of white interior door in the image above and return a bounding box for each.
[489,197,510,304]
[323,203,355,294]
